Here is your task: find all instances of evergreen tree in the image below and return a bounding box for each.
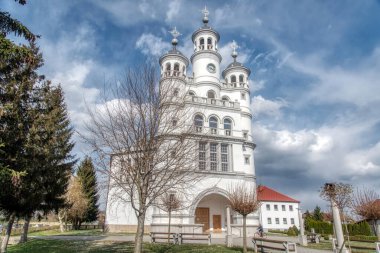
[313,205,323,221]
[77,157,99,224]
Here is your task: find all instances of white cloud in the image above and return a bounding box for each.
[251,95,287,117]
[166,0,181,23]
[136,33,171,57]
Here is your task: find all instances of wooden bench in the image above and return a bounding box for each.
[178,233,211,245]
[252,237,297,253]
[150,232,178,244]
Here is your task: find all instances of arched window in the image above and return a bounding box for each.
[174,63,180,76]
[239,74,244,83]
[207,90,215,99]
[194,115,203,126]
[209,116,218,134]
[194,115,204,132]
[231,75,236,84]
[209,117,218,128]
[173,88,179,97]
[224,118,232,136]
[224,118,232,130]
[188,91,195,96]
[222,96,229,101]
[165,63,171,77]
[207,37,213,49]
[200,38,205,50]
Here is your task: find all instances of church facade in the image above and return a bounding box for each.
[105,9,259,236]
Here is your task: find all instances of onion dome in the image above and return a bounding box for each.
[222,40,251,78]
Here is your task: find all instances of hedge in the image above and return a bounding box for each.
[305,219,372,236]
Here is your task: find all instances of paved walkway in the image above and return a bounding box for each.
[30,234,332,253]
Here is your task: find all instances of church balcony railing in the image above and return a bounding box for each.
[161,71,186,79]
[185,95,240,110]
[192,125,251,139]
[221,81,249,89]
[194,45,218,52]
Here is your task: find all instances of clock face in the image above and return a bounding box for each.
[207,63,216,73]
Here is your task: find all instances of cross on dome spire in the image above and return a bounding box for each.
[201,6,209,24]
[231,40,239,61]
[169,26,181,48]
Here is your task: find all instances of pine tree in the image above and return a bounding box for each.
[313,205,323,221]
[77,157,99,224]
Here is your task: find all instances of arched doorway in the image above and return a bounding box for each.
[194,193,230,233]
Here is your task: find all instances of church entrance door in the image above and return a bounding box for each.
[213,215,222,232]
[195,207,209,232]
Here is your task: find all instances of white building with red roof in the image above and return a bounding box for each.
[257,185,300,231]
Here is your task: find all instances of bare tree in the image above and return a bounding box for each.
[228,183,260,253]
[352,188,380,239]
[159,192,182,243]
[66,177,89,230]
[82,64,201,253]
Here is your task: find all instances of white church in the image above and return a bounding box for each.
[105,8,297,236]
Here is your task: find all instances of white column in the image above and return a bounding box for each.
[226,206,232,247]
[298,208,307,246]
[331,199,349,253]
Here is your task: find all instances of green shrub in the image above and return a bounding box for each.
[345,221,372,236]
[287,225,299,236]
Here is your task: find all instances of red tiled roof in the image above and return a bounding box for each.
[257,185,300,203]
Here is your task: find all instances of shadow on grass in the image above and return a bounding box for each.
[8,239,253,253]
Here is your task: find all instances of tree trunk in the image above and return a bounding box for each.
[19,215,31,243]
[58,210,66,232]
[1,212,16,253]
[134,211,146,253]
[243,215,247,253]
[167,210,171,244]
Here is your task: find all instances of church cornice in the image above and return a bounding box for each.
[190,50,222,63]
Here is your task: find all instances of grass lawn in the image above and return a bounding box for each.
[304,239,377,253]
[29,229,106,236]
[8,239,253,253]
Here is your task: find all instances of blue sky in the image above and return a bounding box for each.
[2,0,380,212]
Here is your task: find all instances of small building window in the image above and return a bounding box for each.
[170,151,176,158]
[239,74,244,83]
[174,63,180,76]
[207,37,213,49]
[165,63,171,76]
[210,143,218,171]
[194,115,204,132]
[221,144,229,171]
[266,204,270,211]
[224,118,232,136]
[173,89,179,97]
[241,93,246,100]
[209,116,218,134]
[188,91,195,96]
[207,90,216,99]
[274,205,278,211]
[199,38,205,50]
[275,218,279,224]
[243,132,248,139]
[198,142,206,170]
[283,218,287,224]
[172,119,177,126]
[289,205,293,211]
[244,156,250,165]
[291,218,295,225]
[267,218,272,224]
[282,205,286,211]
[231,75,236,84]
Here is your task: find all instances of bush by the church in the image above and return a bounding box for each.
[305,218,372,236]
[344,221,372,236]
[287,225,299,236]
